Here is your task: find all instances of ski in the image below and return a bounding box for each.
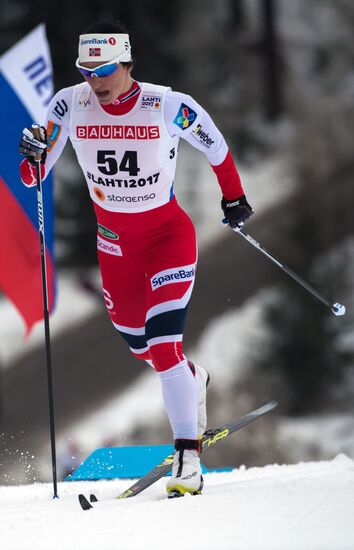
[78,400,277,510]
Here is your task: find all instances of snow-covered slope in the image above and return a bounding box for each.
[1,455,353,550]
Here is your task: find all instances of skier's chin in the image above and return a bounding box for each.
[95,90,111,104]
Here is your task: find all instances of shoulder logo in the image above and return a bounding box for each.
[52,99,68,121]
[173,103,197,130]
[192,123,215,148]
[97,224,119,240]
[46,121,62,153]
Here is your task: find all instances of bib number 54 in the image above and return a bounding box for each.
[97,150,140,177]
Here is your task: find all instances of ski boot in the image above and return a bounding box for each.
[166,439,203,498]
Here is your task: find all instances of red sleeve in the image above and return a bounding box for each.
[210,150,244,200]
[20,159,45,187]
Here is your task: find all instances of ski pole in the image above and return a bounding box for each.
[231,225,346,317]
[32,125,58,498]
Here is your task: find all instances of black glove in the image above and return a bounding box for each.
[221,195,254,229]
[19,125,47,165]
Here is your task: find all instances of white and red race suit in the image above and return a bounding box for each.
[21,80,245,440]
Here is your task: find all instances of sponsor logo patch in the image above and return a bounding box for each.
[94,187,106,201]
[151,265,195,290]
[97,235,122,256]
[76,125,160,140]
[77,93,94,111]
[98,224,119,240]
[46,120,62,153]
[173,103,197,130]
[107,193,156,203]
[140,93,162,111]
[80,37,109,45]
[192,124,215,148]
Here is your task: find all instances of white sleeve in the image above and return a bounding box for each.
[43,86,73,178]
[164,90,228,166]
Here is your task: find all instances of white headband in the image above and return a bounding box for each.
[78,33,132,63]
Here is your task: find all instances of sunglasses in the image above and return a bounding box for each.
[76,54,123,78]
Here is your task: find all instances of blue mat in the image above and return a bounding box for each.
[66,444,232,481]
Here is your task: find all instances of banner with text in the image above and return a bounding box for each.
[0,24,55,335]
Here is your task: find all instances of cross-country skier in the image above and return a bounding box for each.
[19,21,253,498]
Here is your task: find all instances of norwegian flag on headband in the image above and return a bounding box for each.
[89,47,101,56]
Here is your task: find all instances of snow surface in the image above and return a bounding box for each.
[1,454,354,550]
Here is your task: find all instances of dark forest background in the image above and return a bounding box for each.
[1,0,354,407]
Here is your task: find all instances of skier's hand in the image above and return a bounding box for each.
[221,195,253,229]
[19,125,47,165]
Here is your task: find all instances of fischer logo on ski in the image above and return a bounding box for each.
[159,454,174,467]
[203,428,229,448]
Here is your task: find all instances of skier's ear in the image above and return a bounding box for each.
[121,60,134,73]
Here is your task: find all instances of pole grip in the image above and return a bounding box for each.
[31,124,43,162]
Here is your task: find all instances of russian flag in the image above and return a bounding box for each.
[0,25,55,335]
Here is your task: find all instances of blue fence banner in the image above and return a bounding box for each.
[66,444,233,481]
